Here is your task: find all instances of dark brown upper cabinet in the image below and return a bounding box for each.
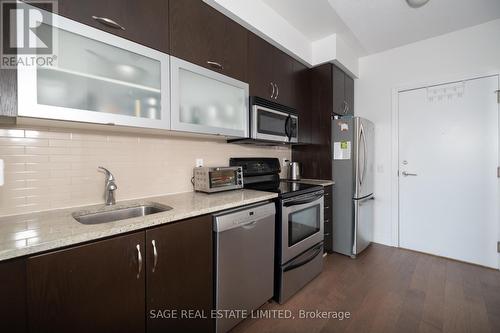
[27,232,146,333]
[146,215,213,333]
[292,63,354,180]
[55,0,169,53]
[248,33,295,107]
[292,60,311,144]
[0,259,27,333]
[332,65,354,116]
[344,74,355,116]
[169,0,247,82]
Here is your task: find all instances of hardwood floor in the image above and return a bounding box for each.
[232,244,500,333]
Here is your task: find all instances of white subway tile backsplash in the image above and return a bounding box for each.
[0,127,290,216]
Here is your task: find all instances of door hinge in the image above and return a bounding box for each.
[496,90,500,104]
[497,241,500,253]
[498,167,500,178]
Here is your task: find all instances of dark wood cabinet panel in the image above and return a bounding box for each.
[146,215,213,333]
[344,74,354,116]
[311,64,333,146]
[292,63,354,181]
[0,68,17,121]
[332,65,345,116]
[0,259,27,333]
[27,232,146,333]
[247,33,295,107]
[56,0,169,53]
[323,185,333,252]
[273,49,295,106]
[170,0,247,82]
[247,32,275,99]
[293,60,311,144]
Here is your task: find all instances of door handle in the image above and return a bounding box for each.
[242,221,257,229]
[360,123,367,185]
[270,82,275,99]
[136,244,142,279]
[151,240,158,273]
[207,61,224,70]
[402,171,418,176]
[92,16,125,30]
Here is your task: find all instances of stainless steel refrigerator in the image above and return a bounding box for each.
[331,117,374,258]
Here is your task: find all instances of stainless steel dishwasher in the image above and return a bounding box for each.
[213,201,276,333]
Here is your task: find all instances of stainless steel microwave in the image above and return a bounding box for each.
[250,98,298,143]
[193,167,243,193]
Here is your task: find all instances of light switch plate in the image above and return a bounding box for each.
[195,159,204,168]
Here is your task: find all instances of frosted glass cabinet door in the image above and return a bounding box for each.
[17,5,170,130]
[170,57,249,137]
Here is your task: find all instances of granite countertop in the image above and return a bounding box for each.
[0,189,277,262]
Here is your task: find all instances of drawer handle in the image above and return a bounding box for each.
[136,244,142,279]
[207,61,224,70]
[325,206,330,210]
[325,219,330,223]
[92,16,125,30]
[284,244,322,272]
[151,240,158,273]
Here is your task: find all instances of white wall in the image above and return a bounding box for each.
[355,19,500,246]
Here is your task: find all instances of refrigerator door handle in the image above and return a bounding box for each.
[361,123,368,186]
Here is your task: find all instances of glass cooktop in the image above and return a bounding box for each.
[244,180,322,198]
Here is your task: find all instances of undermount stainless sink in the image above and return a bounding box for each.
[73,203,172,225]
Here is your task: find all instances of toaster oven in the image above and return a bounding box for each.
[193,167,243,193]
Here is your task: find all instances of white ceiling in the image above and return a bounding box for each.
[262,0,500,55]
[262,0,347,41]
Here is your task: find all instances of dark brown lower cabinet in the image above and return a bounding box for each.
[323,185,333,253]
[146,215,213,333]
[0,259,27,333]
[27,232,146,333]
[4,215,213,333]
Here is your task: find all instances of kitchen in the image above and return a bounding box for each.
[0,0,499,332]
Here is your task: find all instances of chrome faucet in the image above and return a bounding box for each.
[98,167,117,205]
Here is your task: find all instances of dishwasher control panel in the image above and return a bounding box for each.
[213,202,276,232]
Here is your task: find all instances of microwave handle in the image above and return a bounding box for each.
[283,193,323,207]
[284,115,291,142]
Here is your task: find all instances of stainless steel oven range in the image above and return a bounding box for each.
[229,157,324,304]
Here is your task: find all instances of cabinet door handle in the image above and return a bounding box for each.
[136,244,142,279]
[151,240,158,273]
[343,101,348,114]
[275,83,279,100]
[92,16,125,30]
[270,82,275,99]
[207,61,224,70]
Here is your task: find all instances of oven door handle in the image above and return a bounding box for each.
[284,244,323,272]
[283,193,324,207]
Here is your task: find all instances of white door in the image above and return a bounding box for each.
[398,76,499,269]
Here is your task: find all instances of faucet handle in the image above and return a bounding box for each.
[98,166,115,181]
